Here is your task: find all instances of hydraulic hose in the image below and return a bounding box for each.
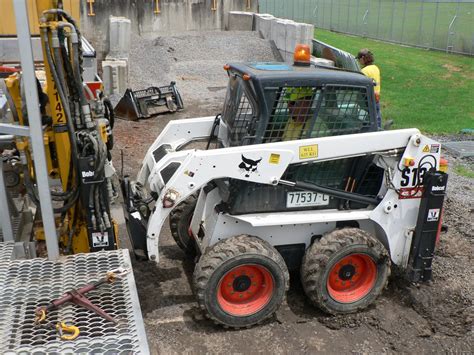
[51,28,70,110]
[71,41,93,128]
[23,165,80,213]
[103,98,115,129]
[43,10,92,128]
[41,27,80,204]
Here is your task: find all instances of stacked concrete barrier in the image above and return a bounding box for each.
[254,13,274,39]
[102,16,131,95]
[227,11,255,31]
[107,16,131,59]
[102,60,128,96]
[225,12,314,63]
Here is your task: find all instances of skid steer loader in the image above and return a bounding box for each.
[121,45,448,328]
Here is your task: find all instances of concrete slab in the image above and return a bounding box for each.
[443,141,474,158]
[227,11,254,31]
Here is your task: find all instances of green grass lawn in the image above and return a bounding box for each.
[314,29,474,133]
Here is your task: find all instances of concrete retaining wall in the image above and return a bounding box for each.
[80,0,258,61]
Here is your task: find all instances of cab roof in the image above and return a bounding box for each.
[227,62,372,87]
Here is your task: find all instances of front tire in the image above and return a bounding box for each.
[301,228,390,314]
[169,194,197,255]
[193,235,289,328]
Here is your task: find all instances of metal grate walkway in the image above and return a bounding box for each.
[0,248,149,354]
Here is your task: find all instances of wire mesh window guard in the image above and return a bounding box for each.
[222,77,256,146]
[263,85,371,143]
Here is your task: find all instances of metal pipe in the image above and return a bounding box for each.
[0,159,14,241]
[0,134,15,142]
[13,0,59,259]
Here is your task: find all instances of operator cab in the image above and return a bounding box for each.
[216,45,382,215]
[219,44,378,148]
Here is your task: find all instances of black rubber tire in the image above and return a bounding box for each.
[193,235,289,328]
[169,194,198,255]
[301,228,391,315]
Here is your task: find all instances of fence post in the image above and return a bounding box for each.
[338,0,342,30]
[376,0,381,39]
[446,0,461,53]
[314,1,319,28]
[389,0,395,41]
[329,0,333,30]
[401,0,408,43]
[432,1,440,49]
[346,0,350,33]
[417,0,425,47]
[363,8,369,37]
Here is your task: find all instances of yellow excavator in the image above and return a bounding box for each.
[1,0,119,254]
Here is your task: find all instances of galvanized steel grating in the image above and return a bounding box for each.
[0,242,15,261]
[0,249,149,354]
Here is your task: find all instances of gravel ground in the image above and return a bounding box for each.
[111,31,473,354]
[114,31,276,109]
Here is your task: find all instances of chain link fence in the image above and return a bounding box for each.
[259,0,474,56]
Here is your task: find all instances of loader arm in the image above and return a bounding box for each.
[127,128,442,263]
[136,116,216,185]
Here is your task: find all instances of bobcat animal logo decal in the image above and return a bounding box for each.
[239,155,262,178]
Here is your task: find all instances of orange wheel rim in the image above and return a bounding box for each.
[327,254,377,303]
[217,265,274,316]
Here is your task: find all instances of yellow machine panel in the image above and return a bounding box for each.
[0,0,80,36]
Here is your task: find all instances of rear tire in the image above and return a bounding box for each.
[301,228,390,314]
[169,194,197,255]
[193,235,289,328]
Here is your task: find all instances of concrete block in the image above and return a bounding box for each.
[271,19,292,51]
[299,23,315,51]
[227,11,254,31]
[108,16,131,59]
[102,59,128,96]
[285,21,303,54]
[255,13,274,39]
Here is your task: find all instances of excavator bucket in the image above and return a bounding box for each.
[114,82,184,121]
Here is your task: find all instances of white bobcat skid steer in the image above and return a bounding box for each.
[121,59,448,328]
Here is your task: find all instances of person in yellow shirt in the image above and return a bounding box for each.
[356,49,382,128]
[282,87,314,141]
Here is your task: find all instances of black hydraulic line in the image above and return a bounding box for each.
[103,97,115,129]
[44,9,84,63]
[94,185,104,232]
[52,32,70,110]
[206,114,221,150]
[23,165,80,213]
[41,28,80,199]
[293,180,380,206]
[43,11,89,127]
[71,42,90,117]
